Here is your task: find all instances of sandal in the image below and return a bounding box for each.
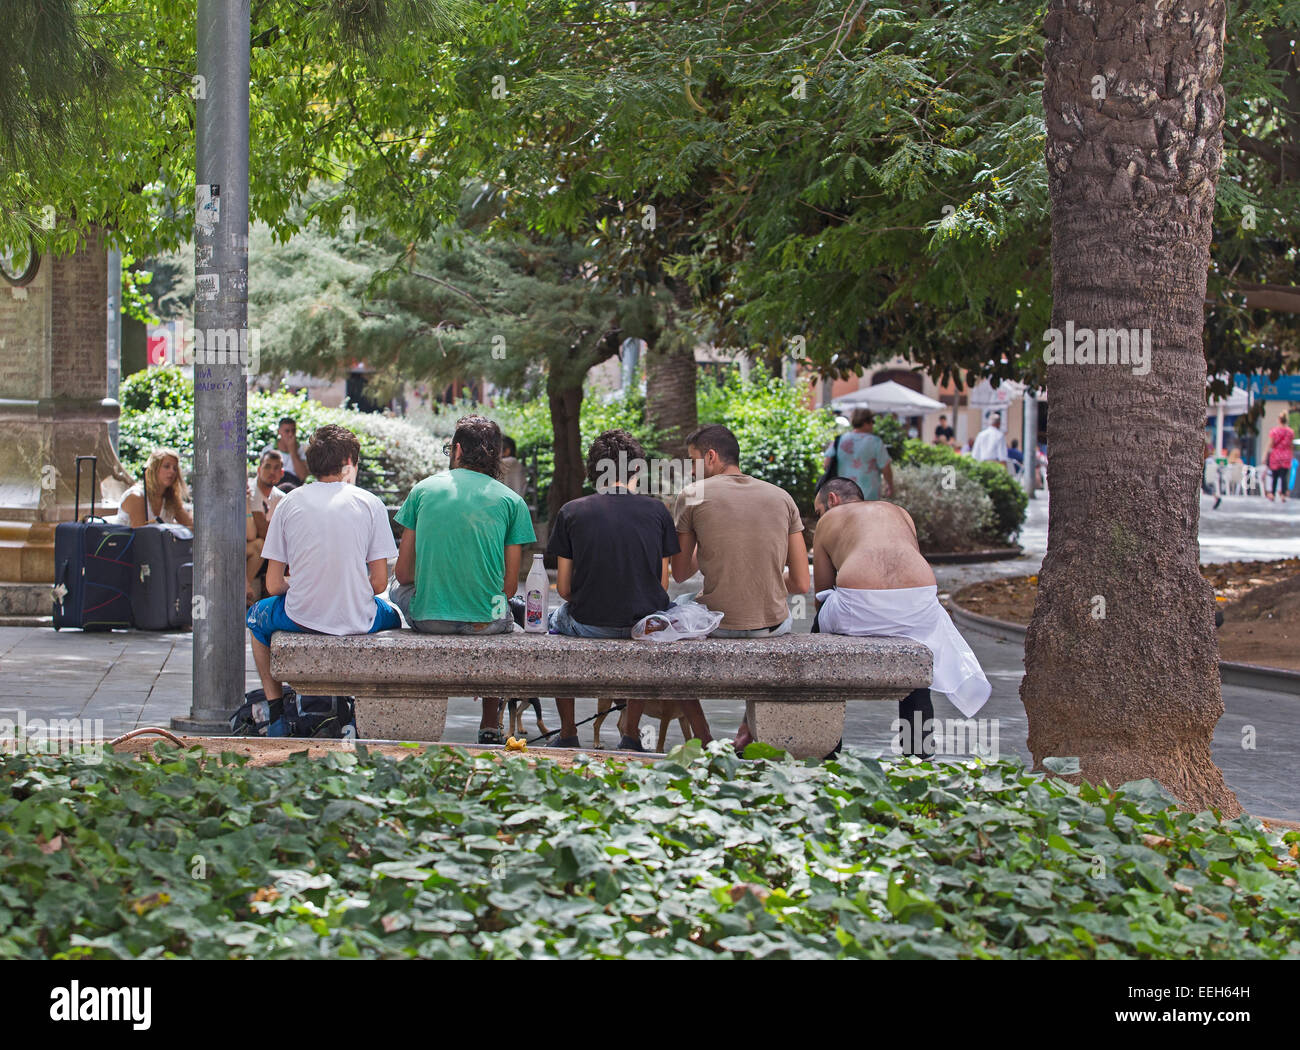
[477,728,506,745]
[548,735,581,748]
[616,735,646,753]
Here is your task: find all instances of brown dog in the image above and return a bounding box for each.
[506,698,550,741]
[592,699,691,753]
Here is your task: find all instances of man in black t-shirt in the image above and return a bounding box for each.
[545,429,713,751]
[933,414,956,446]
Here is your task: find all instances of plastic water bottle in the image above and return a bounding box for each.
[524,553,548,632]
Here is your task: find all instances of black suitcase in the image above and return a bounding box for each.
[130,472,194,630]
[52,456,135,631]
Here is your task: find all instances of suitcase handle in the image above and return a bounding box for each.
[74,455,99,523]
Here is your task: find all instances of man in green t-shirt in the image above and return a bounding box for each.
[389,415,536,743]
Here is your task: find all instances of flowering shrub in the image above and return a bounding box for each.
[890,464,995,552]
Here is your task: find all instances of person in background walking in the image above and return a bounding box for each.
[1267,412,1295,503]
[822,408,894,500]
[970,413,1010,470]
[1007,438,1025,475]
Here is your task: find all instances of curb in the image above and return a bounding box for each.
[946,602,1300,695]
[925,547,1025,565]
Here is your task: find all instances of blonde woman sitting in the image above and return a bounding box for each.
[113,448,194,528]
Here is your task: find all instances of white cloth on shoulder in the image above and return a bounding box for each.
[816,584,991,717]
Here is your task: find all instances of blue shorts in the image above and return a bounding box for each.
[246,594,401,647]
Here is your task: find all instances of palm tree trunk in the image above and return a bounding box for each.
[546,373,584,522]
[1021,0,1240,815]
[645,280,699,458]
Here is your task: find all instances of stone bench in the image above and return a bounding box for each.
[269,631,932,758]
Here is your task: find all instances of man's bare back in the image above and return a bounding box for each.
[813,501,936,591]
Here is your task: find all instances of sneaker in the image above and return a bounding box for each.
[477,728,506,745]
[616,735,646,752]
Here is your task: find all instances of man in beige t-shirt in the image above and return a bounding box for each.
[671,425,809,631]
[672,425,809,747]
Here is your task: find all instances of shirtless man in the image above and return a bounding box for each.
[812,478,991,756]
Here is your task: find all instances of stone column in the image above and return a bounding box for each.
[0,228,131,617]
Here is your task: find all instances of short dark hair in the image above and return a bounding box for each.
[305,424,360,478]
[587,428,647,487]
[850,408,875,428]
[938,414,947,421]
[453,415,502,477]
[815,477,864,504]
[259,449,283,466]
[686,424,740,465]
[502,436,517,457]
[1010,439,1019,449]
[278,417,297,430]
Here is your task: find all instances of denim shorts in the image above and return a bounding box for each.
[246,593,401,647]
[548,601,633,639]
[387,581,517,634]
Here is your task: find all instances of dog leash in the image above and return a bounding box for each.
[525,702,626,745]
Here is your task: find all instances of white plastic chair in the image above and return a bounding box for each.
[1224,462,1244,495]
[1241,465,1262,496]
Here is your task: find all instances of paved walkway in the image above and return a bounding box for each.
[1,490,1295,818]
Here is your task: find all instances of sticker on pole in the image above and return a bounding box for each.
[195,273,220,301]
[196,184,221,235]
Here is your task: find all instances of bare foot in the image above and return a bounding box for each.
[733,721,752,753]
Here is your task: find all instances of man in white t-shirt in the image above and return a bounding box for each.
[970,413,1010,470]
[246,424,401,701]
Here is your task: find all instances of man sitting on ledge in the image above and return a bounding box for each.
[545,428,712,751]
[388,414,535,745]
[671,424,810,750]
[811,477,990,756]
[246,424,402,701]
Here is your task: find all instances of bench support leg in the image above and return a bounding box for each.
[745,700,845,760]
[355,696,448,742]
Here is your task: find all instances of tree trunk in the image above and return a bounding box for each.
[546,372,585,522]
[1021,0,1240,815]
[645,280,699,458]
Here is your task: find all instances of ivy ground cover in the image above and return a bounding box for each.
[1,743,1296,959]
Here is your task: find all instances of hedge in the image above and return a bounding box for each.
[899,439,1028,545]
[117,368,445,500]
[2,742,1296,959]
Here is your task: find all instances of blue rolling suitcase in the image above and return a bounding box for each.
[52,456,134,631]
[130,473,194,630]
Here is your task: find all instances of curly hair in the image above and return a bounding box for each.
[452,415,503,478]
[143,448,190,515]
[305,424,361,478]
[586,428,647,488]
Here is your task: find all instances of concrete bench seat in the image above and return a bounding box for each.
[269,631,933,758]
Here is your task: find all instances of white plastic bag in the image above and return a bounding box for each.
[632,598,724,642]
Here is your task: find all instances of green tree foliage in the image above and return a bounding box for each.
[0,0,470,259]
[697,372,836,511]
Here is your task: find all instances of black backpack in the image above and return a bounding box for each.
[229,688,357,739]
[816,432,843,495]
